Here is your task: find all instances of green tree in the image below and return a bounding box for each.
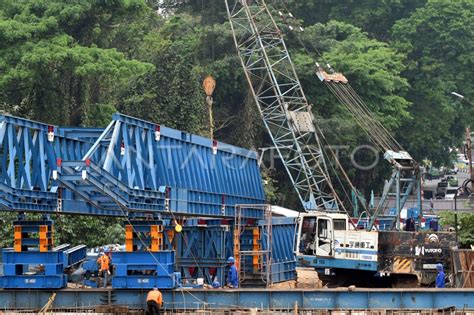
[0,213,16,248]
[55,215,124,247]
[439,211,474,248]
[392,0,474,165]
[0,0,155,245]
[0,0,153,126]
[284,0,427,40]
[119,14,207,134]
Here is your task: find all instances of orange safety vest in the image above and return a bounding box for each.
[97,255,110,271]
[146,290,163,306]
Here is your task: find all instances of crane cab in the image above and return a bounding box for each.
[295,212,379,272]
[296,212,347,257]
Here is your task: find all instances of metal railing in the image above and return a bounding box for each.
[374,197,473,211]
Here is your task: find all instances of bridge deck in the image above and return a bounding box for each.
[0,288,473,311]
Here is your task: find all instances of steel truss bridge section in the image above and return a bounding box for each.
[59,113,266,219]
[177,220,234,285]
[225,0,338,211]
[0,113,297,289]
[0,114,113,215]
[0,288,472,311]
[0,113,266,219]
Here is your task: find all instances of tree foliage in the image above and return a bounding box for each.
[0,0,153,126]
[118,14,207,134]
[285,0,427,40]
[439,211,474,248]
[392,0,474,165]
[55,215,124,247]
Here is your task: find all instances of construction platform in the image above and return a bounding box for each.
[0,288,473,312]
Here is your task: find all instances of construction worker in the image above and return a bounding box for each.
[146,287,163,315]
[97,251,110,288]
[226,256,238,288]
[436,263,445,288]
[212,276,221,288]
[405,217,415,231]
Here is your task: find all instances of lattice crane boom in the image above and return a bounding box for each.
[225,0,339,211]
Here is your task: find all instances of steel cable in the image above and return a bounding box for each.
[332,82,395,152]
[275,6,403,154]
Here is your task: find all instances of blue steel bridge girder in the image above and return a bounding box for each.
[116,219,234,286]
[56,112,266,219]
[177,223,233,284]
[0,113,266,219]
[0,114,299,288]
[260,217,297,283]
[0,288,474,311]
[0,114,108,215]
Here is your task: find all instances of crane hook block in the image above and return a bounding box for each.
[203,76,216,97]
[316,69,348,84]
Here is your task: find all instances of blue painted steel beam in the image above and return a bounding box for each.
[0,288,473,310]
[63,245,87,267]
[58,113,266,218]
[0,113,266,218]
[111,251,180,289]
[56,127,104,141]
[177,225,233,284]
[112,113,258,158]
[260,217,297,283]
[0,247,87,289]
[0,114,115,216]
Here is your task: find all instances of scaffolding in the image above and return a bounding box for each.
[234,204,272,287]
